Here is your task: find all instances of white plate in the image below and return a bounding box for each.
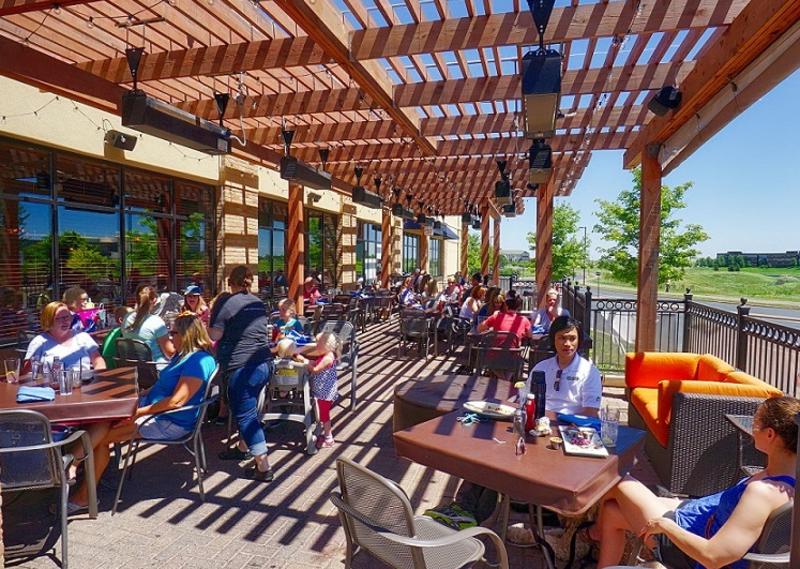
[462,400,516,421]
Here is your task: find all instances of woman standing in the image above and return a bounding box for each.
[209,266,274,482]
[122,285,175,369]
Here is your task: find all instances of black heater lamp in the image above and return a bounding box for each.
[529,138,553,184]
[502,203,517,217]
[648,86,682,116]
[521,48,562,138]
[495,178,512,206]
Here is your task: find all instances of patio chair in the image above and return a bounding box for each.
[314,303,349,332]
[112,364,221,514]
[398,310,435,358]
[372,295,395,322]
[330,457,509,569]
[0,410,98,569]
[317,319,359,412]
[472,331,525,380]
[114,337,159,389]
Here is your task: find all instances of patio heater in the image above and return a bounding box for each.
[494,159,512,206]
[520,0,561,139]
[529,138,553,183]
[352,166,383,209]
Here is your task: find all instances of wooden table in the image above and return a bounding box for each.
[0,367,139,423]
[393,374,514,432]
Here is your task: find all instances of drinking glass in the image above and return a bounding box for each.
[59,371,73,396]
[31,360,43,385]
[3,358,20,384]
[68,368,82,390]
[601,406,621,447]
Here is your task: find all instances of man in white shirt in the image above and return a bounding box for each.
[526,316,602,418]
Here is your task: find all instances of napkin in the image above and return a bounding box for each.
[16,386,56,403]
[286,330,313,345]
[556,412,601,430]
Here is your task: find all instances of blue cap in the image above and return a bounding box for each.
[184,285,202,296]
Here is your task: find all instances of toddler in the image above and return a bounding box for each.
[305,331,341,448]
[273,298,304,342]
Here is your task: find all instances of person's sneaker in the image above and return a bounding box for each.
[506,523,535,546]
[314,435,335,449]
[246,466,274,483]
[218,447,252,461]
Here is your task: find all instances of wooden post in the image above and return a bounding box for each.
[480,205,490,277]
[380,208,393,288]
[460,222,469,278]
[635,143,662,352]
[419,230,429,273]
[287,182,305,312]
[492,215,501,286]
[536,179,554,305]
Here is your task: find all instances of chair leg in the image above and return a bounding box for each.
[61,478,70,569]
[349,359,358,413]
[113,440,139,515]
[199,437,208,473]
[193,437,206,501]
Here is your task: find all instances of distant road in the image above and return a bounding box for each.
[597,289,800,330]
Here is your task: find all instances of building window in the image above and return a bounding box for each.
[430,238,442,277]
[257,198,287,299]
[306,211,339,289]
[403,233,419,274]
[356,222,382,284]
[0,137,216,344]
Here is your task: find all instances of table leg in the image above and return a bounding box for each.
[529,504,557,569]
[497,494,511,542]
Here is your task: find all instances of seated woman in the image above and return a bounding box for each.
[532,288,570,334]
[302,277,322,306]
[182,285,209,326]
[459,285,485,331]
[477,294,532,347]
[595,395,799,569]
[398,277,420,308]
[25,301,107,374]
[122,284,175,369]
[70,312,217,511]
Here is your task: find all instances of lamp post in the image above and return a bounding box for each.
[595,271,601,298]
[579,226,588,285]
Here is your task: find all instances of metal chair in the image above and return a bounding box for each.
[398,310,435,358]
[0,410,98,569]
[112,364,221,514]
[472,331,525,380]
[317,320,360,412]
[330,457,509,569]
[114,337,159,389]
[313,303,349,332]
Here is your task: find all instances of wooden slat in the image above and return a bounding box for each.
[535,179,555,305]
[0,0,96,16]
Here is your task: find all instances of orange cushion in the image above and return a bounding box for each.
[695,354,735,381]
[625,352,700,390]
[630,387,667,446]
[724,371,783,396]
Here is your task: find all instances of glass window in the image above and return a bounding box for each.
[175,181,214,293]
[257,198,288,299]
[430,238,442,277]
[356,222,382,284]
[0,142,51,199]
[305,211,339,289]
[403,233,419,274]
[55,154,119,209]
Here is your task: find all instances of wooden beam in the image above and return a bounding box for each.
[624,0,800,168]
[180,62,690,120]
[349,0,746,59]
[480,204,491,276]
[0,0,97,16]
[75,36,329,82]
[535,179,554,306]
[635,144,662,351]
[287,182,306,312]
[460,223,469,279]
[492,217,501,286]
[272,0,436,156]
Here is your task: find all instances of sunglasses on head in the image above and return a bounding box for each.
[554,369,563,392]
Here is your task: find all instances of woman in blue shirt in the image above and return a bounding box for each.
[594,396,798,569]
[70,312,216,512]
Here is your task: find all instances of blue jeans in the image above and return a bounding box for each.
[227,361,273,456]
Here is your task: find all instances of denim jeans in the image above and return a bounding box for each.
[227,360,273,456]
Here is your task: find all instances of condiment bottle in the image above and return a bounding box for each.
[531,370,546,420]
[524,393,536,432]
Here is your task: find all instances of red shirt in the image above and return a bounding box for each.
[482,310,531,346]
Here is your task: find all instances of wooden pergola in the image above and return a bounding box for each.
[1,0,799,346]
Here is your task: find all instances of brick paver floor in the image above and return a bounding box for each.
[13,318,655,569]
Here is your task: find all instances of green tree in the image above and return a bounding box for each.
[593,168,709,286]
[467,232,482,275]
[527,204,589,281]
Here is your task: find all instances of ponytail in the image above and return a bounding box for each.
[127,285,156,332]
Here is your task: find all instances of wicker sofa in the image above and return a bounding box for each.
[625,352,782,496]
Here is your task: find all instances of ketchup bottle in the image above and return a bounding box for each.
[524,393,536,432]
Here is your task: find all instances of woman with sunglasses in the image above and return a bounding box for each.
[525,315,601,419]
[69,312,216,513]
[594,396,798,569]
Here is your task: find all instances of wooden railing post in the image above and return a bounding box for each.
[736,298,751,371]
[682,288,693,353]
[287,182,305,313]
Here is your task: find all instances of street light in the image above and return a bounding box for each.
[595,271,601,298]
[579,226,587,285]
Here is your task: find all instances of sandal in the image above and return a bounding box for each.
[314,435,336,449]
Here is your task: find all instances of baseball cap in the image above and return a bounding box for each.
[184,285,202,296]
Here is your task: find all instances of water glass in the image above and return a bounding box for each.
[3,358,20,384]
[31,360,43,385]
[58,371,73,396]
[601,406,621,447]
[69,368,82,390]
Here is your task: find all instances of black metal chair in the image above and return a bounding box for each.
[398,309,435,358]
[0,410,98,569]
[472,331,525,381]
[317,320,360,412]
[112,364,221,514]
[114,337,159,389]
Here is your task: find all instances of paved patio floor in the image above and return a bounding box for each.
[12,318,653,569]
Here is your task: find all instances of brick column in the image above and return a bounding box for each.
[287,182,305,311]
[381,208,393,287]
[219,158,259,292]
[492,215,501,286]
[339,200,358,290]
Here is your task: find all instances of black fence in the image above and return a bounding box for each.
[551,281,800,397]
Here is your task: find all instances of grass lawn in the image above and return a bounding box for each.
[594,267,800,305]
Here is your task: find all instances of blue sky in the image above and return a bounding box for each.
[499,68,800,258]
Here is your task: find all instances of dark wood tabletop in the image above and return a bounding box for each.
[0,367,139,424]
[394,411,645,516]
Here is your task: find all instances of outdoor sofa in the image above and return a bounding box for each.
[625,352,782,496]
